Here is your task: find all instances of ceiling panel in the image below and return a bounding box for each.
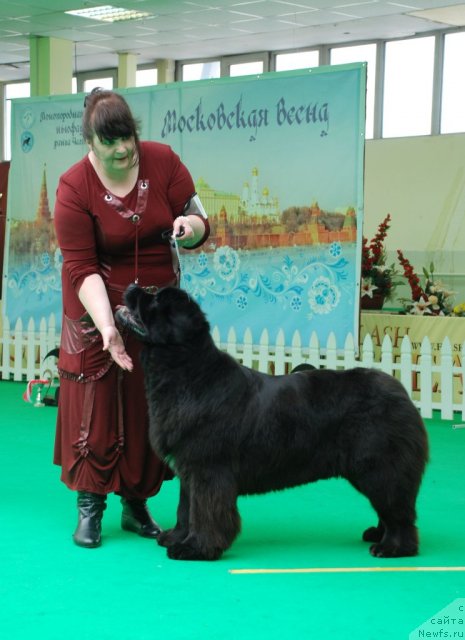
[0,0,464,81]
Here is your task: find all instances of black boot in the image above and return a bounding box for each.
[121,497,161,538]
[73,492,107,548]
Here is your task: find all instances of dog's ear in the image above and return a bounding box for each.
[123,283,154,312]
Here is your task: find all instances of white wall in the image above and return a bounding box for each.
[364,133,465,306]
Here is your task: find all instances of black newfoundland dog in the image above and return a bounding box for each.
[116,285,429,561]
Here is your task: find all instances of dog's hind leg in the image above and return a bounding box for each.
[356,478,420,557]
[368,507,419,558]
[166,468,240,561]
[158,481,190,548]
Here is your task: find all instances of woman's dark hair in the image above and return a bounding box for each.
[82,88,141,159]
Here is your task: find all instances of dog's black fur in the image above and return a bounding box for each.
[116,285,429,561]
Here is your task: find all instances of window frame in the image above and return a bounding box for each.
[175,58,221,82]
[272,48,320,72]
[220,52,270,77]
[381,33,437,139]
[75,69,117,94]
[3,24,465,159]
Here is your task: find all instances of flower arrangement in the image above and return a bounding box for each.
[397,251,455,315]
[361,213,400,300]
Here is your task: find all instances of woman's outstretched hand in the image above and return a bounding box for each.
[101,325,133,371]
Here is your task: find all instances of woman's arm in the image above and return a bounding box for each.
[77,273,133,371]
[172,193,210,249]
[55,172,132,371]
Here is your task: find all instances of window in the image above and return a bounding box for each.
[222,53,268,77]
[229,61,263,77]
[136,68,158,87]
[182,62,220,81]
[330,44,377,140]
[83,77,113,92]
[4,82,30,160]
[383,36,435,138]
[275,50,319,71]
[441,32,465,134]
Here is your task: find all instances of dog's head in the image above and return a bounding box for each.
[116,284,210,346]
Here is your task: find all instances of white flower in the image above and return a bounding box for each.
[361,278,377,298]
[409,300,433,315]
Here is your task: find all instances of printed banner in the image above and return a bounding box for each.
[360,311,464,402]
[3,64,366,347]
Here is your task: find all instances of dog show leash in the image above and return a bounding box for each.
[161,224,186,289]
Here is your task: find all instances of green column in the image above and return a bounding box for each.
[157,59,175,84]
[117,52,137,88]
[30,36,73,96]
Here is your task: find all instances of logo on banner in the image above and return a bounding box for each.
[20,130,34,153]
[21,109,35,129]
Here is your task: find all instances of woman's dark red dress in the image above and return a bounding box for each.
[53,141,208,499]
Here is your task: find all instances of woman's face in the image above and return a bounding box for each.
[89,134,136,175]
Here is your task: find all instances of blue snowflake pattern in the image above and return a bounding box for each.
[290,296,302,311]
[197,252,208,268]
[328,242,342,258]
[40,252,51,267]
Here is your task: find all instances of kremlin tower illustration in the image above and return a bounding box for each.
[194,167,357,251]
[9,164,57,265]
[8,165,357,264]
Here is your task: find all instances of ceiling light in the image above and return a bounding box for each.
[65,5,152,23]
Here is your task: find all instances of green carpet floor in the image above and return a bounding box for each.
[0,380,464,640]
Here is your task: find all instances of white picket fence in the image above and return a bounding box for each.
[1,314,60,383]
[1,314,464,421]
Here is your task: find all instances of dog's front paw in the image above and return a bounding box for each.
[166,540,223,561]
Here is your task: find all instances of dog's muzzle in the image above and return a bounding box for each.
[115,305,148,339]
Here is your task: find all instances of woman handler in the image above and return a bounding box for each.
[53,88,210,548]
